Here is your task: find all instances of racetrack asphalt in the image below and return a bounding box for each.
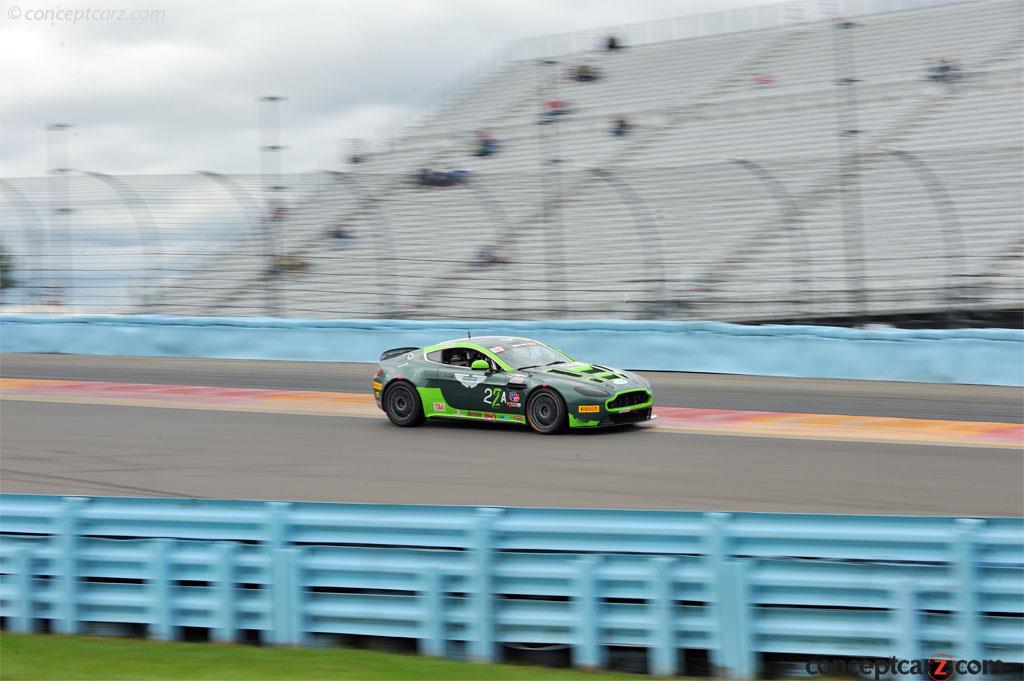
[4,354,1021,421]
[1,354,1022,515]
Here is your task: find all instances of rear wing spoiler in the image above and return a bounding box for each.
[380,347,420,362]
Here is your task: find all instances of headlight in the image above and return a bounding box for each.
[574,386,608,397]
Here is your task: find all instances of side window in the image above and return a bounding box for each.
[441,347,472,367]
[426,350,443,363]
[439,347,499,370]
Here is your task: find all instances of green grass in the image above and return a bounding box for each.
[0,634,649,681]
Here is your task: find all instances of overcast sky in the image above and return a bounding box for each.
[1,0,779,178]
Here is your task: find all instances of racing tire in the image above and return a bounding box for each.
[383,381,425,427]
[526,388,566,434]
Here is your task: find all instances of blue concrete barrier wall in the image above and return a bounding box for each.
[1,494,1022,678]
[1,315,1021,386]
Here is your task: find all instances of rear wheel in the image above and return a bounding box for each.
[383,382,425,427]
[527,388,566,434]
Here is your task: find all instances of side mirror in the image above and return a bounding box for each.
[470,359,490,371]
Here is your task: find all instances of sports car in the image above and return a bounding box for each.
[372,336,654,434]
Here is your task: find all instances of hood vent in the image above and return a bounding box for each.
[547,369,581,377]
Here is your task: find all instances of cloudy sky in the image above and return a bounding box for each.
[0,0,781,178]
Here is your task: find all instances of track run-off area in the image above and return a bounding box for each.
[1,354,1022,516]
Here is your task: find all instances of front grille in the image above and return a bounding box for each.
[607,390,650,410]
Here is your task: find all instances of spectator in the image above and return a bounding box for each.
[269,206,287,222]
[605,35,622,51]
[268,254,308,275]
[473,130,499,157]
[414,168,468,187]
[325,223,352,243]
[540,99,570,124]
[415,168,445,187]
[927,58,962,83]
[611,116,632,137]
[571,64,601,82]
[476,242,508,267]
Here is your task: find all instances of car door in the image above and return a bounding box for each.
[429,346,520,417]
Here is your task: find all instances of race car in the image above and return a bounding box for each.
[372,336,654,434]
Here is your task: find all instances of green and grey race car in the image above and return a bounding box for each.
[372,336,654,434]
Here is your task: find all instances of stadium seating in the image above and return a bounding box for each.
[10,0,1019,321]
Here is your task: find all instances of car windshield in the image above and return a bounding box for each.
[488,340,570,370]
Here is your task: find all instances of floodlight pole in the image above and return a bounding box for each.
[832,20,867,324]
[46,123,73,305]
[536,59,566,319]
[258,95,286,316]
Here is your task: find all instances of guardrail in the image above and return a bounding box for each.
[1,494,1021,677]
[1,315,1022,386]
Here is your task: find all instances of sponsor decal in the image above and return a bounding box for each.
[512,415,525,422]
[578,405,600,414]
[467,411,483,418]
[507,373,528,384]
[489,345,505,353]
[453,373,486,388]
[483,412,496,420]
[372,381,382,390]
[484,388,523,408]
[484,387,506,407]
[406,353,415,360]
[433,402,445,411]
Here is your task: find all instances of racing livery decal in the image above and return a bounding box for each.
[483,387,520,408]
[453,373,486,388]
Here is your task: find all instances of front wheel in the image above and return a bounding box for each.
[383,382,425,427]
[526,388,566,434]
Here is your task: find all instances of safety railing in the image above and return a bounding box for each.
[1,494,1021,677]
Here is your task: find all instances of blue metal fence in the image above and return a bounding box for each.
[1,494,1021,677]
[3,315,1022,386]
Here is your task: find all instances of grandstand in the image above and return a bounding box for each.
[3,0,1022,323]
